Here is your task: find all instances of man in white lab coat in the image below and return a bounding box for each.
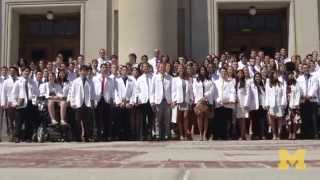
[93,63,114,141]
[150,63,172,140]
[297,63,319,139]
[135,63,154,140]
[69,65,96,142]
[114,66,135,140]
[11,67,39,143]
[0,67,18,142]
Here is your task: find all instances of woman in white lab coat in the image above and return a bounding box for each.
[39,72,64,126]
[172,64,193,140]
[245,72,267,140]
[265,71,287,140]
[235,69,249,140]
[193,65,214,141]
[286,73,302,140]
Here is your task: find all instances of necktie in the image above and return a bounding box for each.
[101,76,105,96]
[123,76,128,86]
[221,80,225,103]
[162,74,165,101]
[146,74,149,98]
[82,77,86,105]
[25,80,29,100]
[305,75,309,96]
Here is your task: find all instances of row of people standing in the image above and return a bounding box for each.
[0,49,320,142]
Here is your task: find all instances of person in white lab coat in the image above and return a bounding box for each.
[214,68,236,140]
[114,66,135,140]
[265,71,287,140]
[39,72,64,126]
[286,73,302,140]
[0,67,18,142]
[172,64,193,140]
[11,67,39,143]
[245,73,267,140]
[193,65,215,141]
[69,65,96,142]
[92,63,114,141]
[150,63,172,140]
[235,69,249,140]
[297,63,319,139]
[135,63,154,140]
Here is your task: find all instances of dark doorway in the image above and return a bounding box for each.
[219,9,288,56]
[19,14,80,63]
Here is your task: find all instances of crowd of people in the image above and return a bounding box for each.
[0,47,319,143]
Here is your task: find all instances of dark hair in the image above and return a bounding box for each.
[236,70,246,89]
[129,53,137,59]
[197,65,209,82]
[21,66,31,72]
[79,65,88,71]
[17,58,28,67]
[9,66,18,72]
[56,70,68,84]
[286,73,297,86]
[269,71,280,88]
[253,73,265,93]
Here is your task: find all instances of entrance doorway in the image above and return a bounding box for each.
[19,14,80,62]
[219,9,288,56]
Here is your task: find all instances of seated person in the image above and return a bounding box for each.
[39,72,68,126]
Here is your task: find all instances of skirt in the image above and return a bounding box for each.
[236,106,249,119]
[177,103,190,111]
[269,106,284,117]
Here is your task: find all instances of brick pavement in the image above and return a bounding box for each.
[0,140,319,169]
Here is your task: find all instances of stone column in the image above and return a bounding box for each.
[118,0,178,64]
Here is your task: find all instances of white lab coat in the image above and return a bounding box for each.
[172,77,193,104]
[150,73,172,104]
[92,74,115,104]
[297,74,319,103]
[39,82,63,98]
[287,83,301,108]
[245,81,266,111]
[0,77,16,107]
[265,82,287,108]
[135,73,153,104]
[114,76,135,105]
[69,77,96,108]
[192,79,216,105]
[11,78,39,109]
[215,78,236,108]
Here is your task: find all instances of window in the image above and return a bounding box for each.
[224,15,281,33]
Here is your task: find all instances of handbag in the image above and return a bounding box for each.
[194,100,208,115]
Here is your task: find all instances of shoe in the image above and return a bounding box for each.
[60,120,68,126]
[50,119,58,126]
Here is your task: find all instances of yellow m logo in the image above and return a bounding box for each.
[278,149,306,170]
